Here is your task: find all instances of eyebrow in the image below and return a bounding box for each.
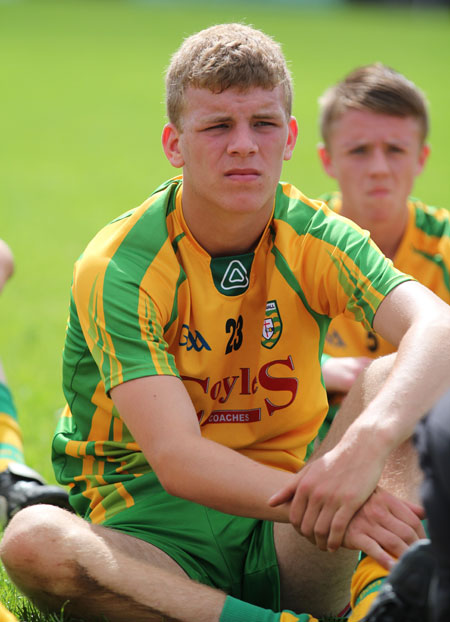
[340,137,413,149]
[201,110,283,123]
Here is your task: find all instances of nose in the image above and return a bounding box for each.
[227,125,257,157]
[369,147,390,176]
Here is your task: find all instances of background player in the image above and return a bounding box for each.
[318,62,450,398]
[314,63,450,617]
[1,25,450,622]
[0,239,70,524]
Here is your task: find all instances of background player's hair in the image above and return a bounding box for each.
[319,63,429,146]
[165,23,293,128]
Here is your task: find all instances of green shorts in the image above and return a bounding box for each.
[101,471,280,609]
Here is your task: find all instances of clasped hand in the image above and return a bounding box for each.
[268,448,425,569]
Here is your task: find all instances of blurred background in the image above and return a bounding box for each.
[1,0,449,482]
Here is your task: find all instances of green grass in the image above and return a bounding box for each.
[0,0,449,618]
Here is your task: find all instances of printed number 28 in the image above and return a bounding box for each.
[225,315,243,354]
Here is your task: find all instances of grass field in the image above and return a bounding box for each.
[0,0,449,619]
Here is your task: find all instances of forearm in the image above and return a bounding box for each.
[158,434,295,521]
[111,375,295,523]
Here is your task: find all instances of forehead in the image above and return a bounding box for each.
[328,108,422,147]
[180,85,287,123]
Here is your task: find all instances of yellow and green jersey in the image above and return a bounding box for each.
[323,192,450,359]
[0,382,24,470]
[53,178,410,521]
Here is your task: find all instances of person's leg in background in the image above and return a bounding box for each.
[0,360,71,526]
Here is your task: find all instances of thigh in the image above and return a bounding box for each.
[101,471,279,608]
[91,519,190,578]
[1,504,190,621]
[274,521,357,618]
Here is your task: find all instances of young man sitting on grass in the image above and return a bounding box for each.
[1,24,450,622]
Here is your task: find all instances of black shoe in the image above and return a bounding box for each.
[363,539,434,622]
[0,462,72,526]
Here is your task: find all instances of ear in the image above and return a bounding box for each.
[317,143,336,178]
[162,123,185,168]
[283,117,299,161]
[415,143,430,177]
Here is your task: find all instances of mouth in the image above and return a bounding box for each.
[225,169,260,182]
[368,187,390,197]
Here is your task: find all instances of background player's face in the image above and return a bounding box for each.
[162,85,297,223]
[318,109,429,228]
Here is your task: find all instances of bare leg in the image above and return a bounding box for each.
[318,353,422,504]
[274,522,357,616]
[0,505,226,622]
[275,354,421,618]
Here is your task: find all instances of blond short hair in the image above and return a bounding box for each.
[319,63,429,146]
[165,23,293,128]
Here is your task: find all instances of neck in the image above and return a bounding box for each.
[340,203,409,260]
[187,212,268,257]
[370,224,405,259]
[180,190,273,257]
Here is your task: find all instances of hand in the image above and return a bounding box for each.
[322,356,372,393]
[268,441,386,552]
[342,487,425,569]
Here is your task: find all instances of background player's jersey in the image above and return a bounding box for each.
[323,192,450,359]
[53,178,409,521]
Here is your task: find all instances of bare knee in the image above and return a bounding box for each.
[347,353,396,411]
[1,504,72,569]
[0,504,84,604]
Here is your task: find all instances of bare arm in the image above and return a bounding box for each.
[270,281,450,554]
[367,280,450,443]
[110,375,295,522]
[0,240,14,293]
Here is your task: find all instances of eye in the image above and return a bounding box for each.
[254,120,277,128]
[349,145,367,155]
[203,123,229,132]
[388,145,405,154]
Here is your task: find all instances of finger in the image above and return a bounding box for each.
[288,487,309,534]
[352,532,396,571]
[310,502,342,551]
[377,507,423,548]
[326,505,357,552]
[382,495,425,539]
[296,489,336,546]
[417,521,426,539]
[268,481,297,507]
[370,523,418,560]
[403,499,426,519]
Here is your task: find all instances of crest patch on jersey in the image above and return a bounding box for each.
[261,300,282,349]
[210,253,254,296]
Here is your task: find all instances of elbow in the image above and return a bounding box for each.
[155,466,177,497]
[150,451,187,499]
[159,476,182,498]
